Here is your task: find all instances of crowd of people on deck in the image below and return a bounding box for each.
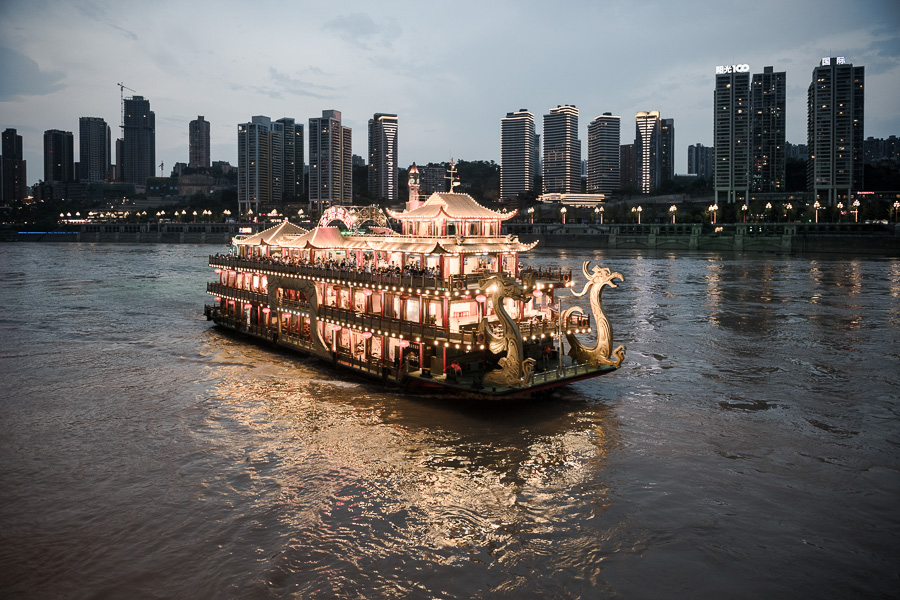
[225,251,442,279]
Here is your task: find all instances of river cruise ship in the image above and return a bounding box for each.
[204,164,626,398]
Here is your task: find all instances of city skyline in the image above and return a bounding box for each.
[1,0,898,185]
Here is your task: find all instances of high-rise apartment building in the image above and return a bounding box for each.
[807,57,864,205]
[635,111,661,194]
[714,65,751,203]
[2,128,27,204]
[368,113,399,201]
[500,109,535,200]
[309,109,352,212]
[122,96,155,185]
[79,117,111,183]
[586,113,620,195]
[620,144,635,190]
[751,66,786,193]
[43,129,75,184]
[687,143,714,180]
[189,116,210,169]
[276,118,304,200]
[237,116,275,215]
[542,105,580,193]
[659,118,675,184]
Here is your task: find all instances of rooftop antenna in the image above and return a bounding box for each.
[117,81,137,131]
[445,157,460,192]
[159,161,164,177]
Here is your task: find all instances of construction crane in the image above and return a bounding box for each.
[117,82,137,130]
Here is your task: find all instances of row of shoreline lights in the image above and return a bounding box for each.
[541,198,881,225]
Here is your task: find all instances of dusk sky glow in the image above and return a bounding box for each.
[2,0,899,184]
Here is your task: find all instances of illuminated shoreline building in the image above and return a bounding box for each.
[807,57,864,205]
[714,64,750,204]
[750,67,786,194]
[276,118,304,201]
[635,111,661,194]
[542,105,580,194]
[586,113,620,195]
[309,109,352,213]
[501,109,535,200]
[237,116,276,216]
[368,113,399,202]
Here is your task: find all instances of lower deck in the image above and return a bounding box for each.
[205,306,617,398]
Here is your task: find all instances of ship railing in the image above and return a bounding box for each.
[207,282,268,305]
[316,304,478,346]
[210,255,443,290]
[531,361,600,385]
[519,265,573,284]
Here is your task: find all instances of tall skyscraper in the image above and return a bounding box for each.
[276,118,304,200]
[79,117,111,183]
[687,143,714,180]
[43,129,75,184]
[808,57,864,205]
[750,66,786,194]
[122,95,155,185]
[368,113,399,201]
[237,116,274,215]
[309,109,352,212]
[189,116,210,169]
[635,111,661,194]
[500,109,535,200]
[2,128,27,204]
[542,105,580,194]
[620,144,635,191]
[659,118,675,183]
[714,64,751,203]
[586,113,620,195]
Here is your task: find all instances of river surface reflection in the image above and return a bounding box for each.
[1,244,898,598]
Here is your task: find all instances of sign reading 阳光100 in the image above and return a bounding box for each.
[715,64,750,74]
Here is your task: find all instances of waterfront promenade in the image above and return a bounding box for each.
[4,221,899,254]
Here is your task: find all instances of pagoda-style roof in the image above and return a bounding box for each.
[279,226,346,249]
[270,225,535,255]
[234,219,308,246]
[387,192,517,221]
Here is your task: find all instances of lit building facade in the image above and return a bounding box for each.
[635,111,661,194]
[368,113,399,201]
[542,105,580,194]
[189,116,210,169]
[714,65,751,203]
[237,116,275,215]
[500,109,535,200]
[122,95,155,185]
[309,109,352,212]
[751,66,786,193]
[586,113,620,195]
[276,118,304,201]
[807,57,864,205]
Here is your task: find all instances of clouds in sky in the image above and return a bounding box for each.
[1,0,898,183]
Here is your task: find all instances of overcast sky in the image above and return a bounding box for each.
[2,0,899,185]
